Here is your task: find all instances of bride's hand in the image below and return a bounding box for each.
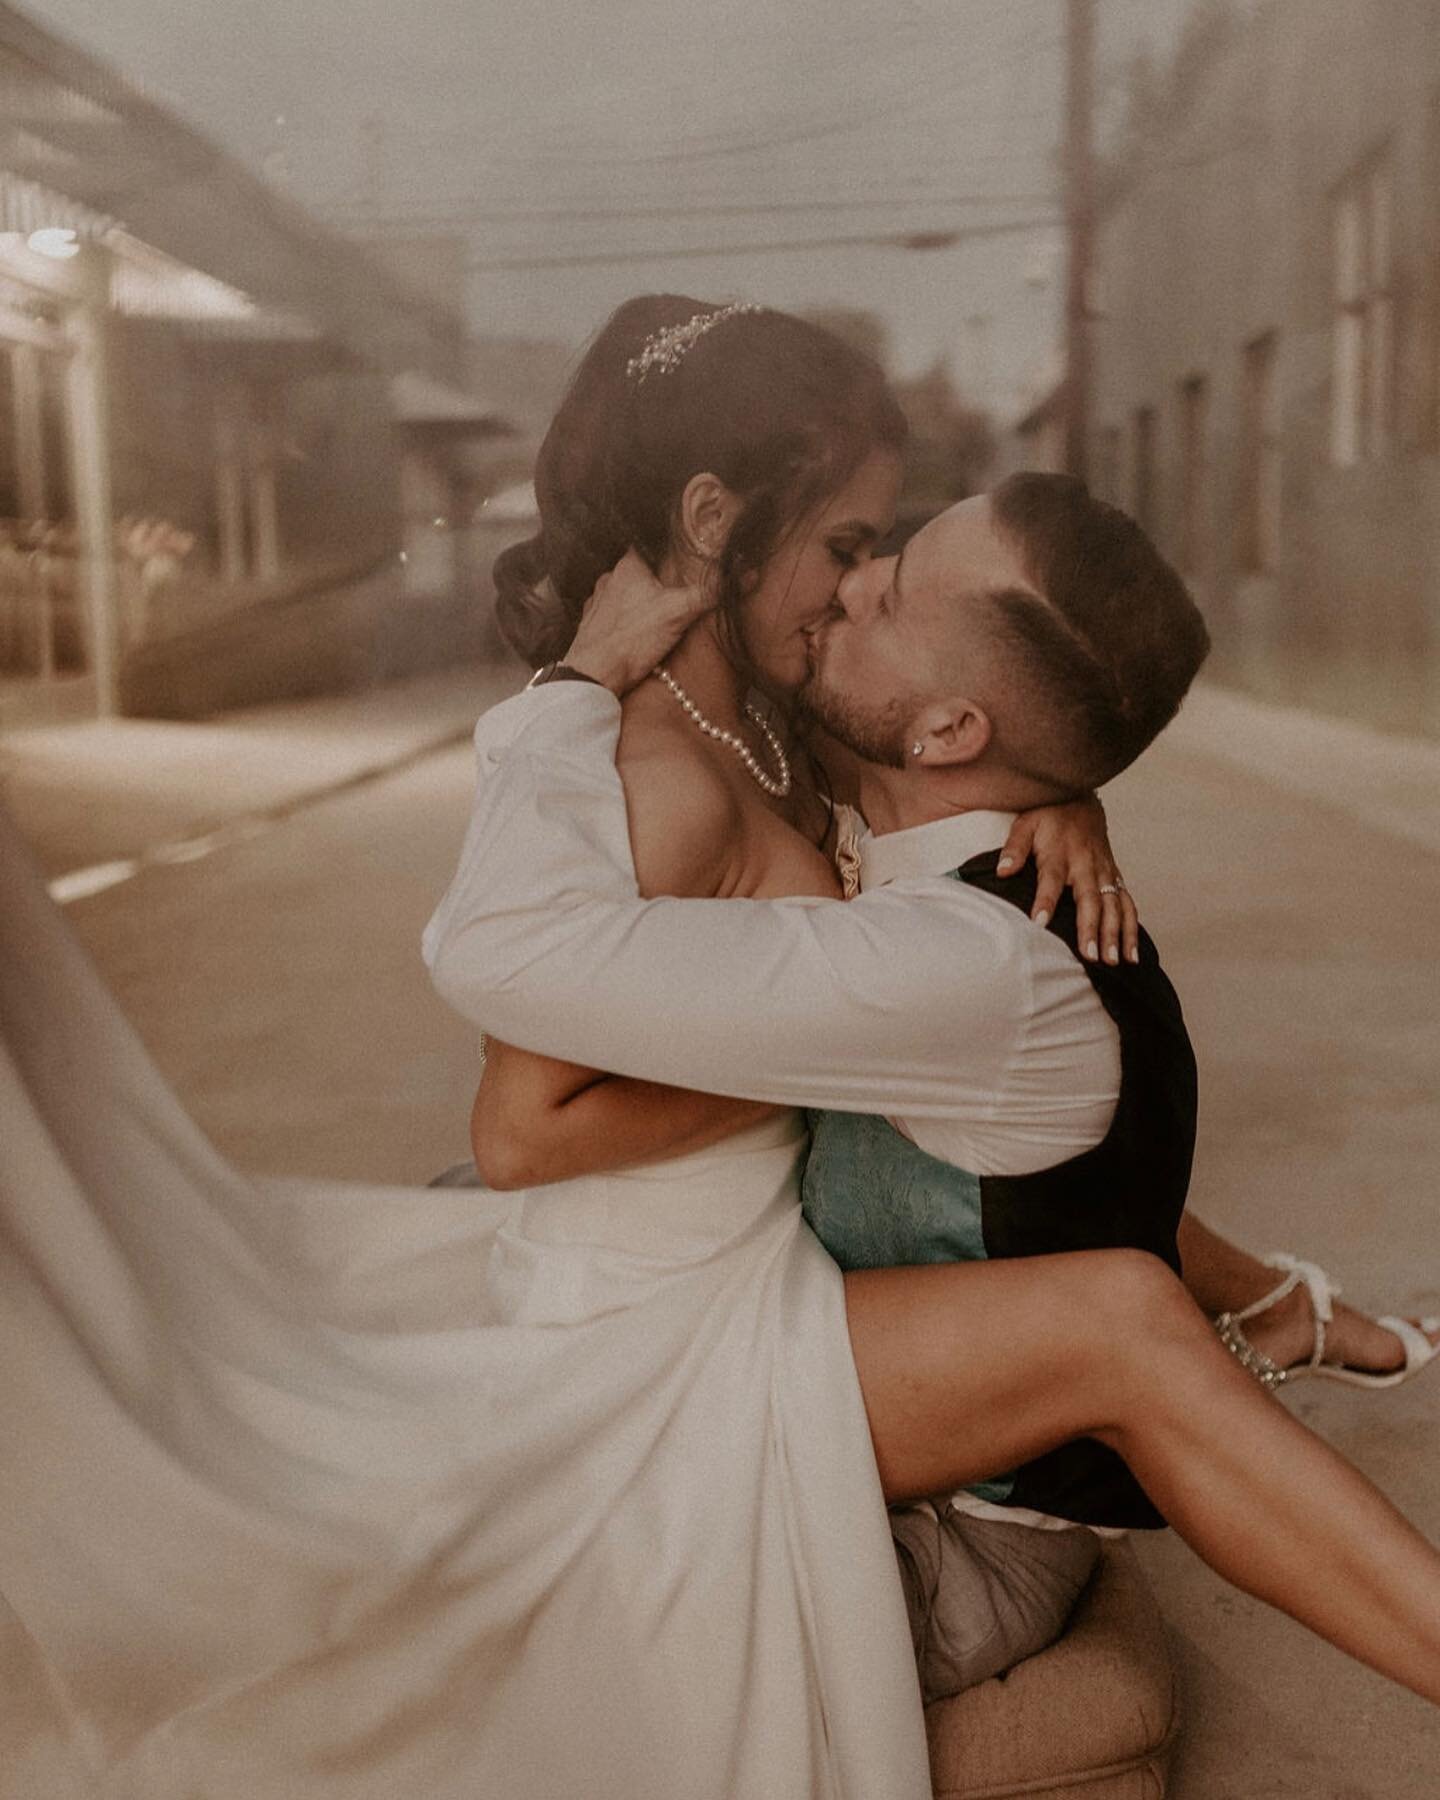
[564,550,715,696]
[997,795,1140,966]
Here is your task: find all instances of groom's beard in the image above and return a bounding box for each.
[796,671,915,772]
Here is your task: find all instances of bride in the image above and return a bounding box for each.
[0,296,1435,1800]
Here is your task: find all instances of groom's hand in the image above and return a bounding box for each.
[564,550,715,697]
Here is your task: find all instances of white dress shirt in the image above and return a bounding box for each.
[835,802,1119,1169]
[828,803,1126,1535]
[424,684,1119,1176]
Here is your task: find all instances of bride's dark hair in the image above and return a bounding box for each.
[494,295,908,668]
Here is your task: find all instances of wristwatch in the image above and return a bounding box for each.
[525,661,602,688]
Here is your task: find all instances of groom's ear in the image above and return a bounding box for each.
[911,698,991,768]
[676,473,742,562]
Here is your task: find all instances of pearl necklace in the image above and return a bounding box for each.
[652,664,792,798]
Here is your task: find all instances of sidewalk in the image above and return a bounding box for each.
[0,659,522,888]
[1161,683,1440,857]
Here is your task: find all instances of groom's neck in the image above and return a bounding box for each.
[856,773,973,836]
[858,764,1065,836]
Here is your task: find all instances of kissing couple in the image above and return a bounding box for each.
[424,296,1440,1793]
[1,295,1436,1800]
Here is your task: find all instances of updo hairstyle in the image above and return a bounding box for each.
[493,295,907,669]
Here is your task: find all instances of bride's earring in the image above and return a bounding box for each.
[911,742,924,758]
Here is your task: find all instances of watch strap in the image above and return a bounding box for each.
[526,662,603,688]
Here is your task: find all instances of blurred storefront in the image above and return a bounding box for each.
[1081,0,1440,738]
[0,5,521,727]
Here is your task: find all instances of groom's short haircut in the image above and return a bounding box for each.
[985,473,1211,789]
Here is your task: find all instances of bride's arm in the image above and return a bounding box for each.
[424,685,1107,1125]
[467,723,793,1188]
[471,1040,778,1188]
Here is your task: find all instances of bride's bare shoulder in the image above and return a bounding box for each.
[616,690,741,899]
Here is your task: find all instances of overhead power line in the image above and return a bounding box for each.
[374,35,1064,173]
[318,148,1062,221]
[465,214,1061,274]
[328,191,1058,231]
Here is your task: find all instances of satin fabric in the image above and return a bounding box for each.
[0,805,928,1799]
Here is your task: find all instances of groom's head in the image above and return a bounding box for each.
[800,473,1210,802]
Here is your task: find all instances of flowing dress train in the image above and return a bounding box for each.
[0,804,929,1799]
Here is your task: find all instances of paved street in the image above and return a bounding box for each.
[1104,699,1440,1796]
[4,669,1439,1792]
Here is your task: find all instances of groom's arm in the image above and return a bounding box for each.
[424,684,1092,1128]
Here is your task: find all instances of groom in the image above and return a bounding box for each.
[790,473,1205,1693]
[425,473,1210,1694]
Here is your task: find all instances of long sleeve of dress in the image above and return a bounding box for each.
[423,685,1116,1155]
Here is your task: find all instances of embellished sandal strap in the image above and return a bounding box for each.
[1214,1311,1288,1389]
[1217,1254,1342,1384]
[1261,1253,1338,1373]
[1230,1265,1306,1325]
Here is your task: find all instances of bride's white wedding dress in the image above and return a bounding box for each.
[0,803,929,1798]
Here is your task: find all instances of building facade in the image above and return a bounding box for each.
[0,6,519,726]
[1088,0,1440,736]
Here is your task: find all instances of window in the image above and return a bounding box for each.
[1331,154,1394,465]
[1240,333,1281,574]
[1131,405,1156,530]
[1177,375,1209,574]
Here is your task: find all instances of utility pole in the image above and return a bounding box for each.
[1063,0,1096,483]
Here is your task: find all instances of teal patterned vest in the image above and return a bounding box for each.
[801,852,1196,1530]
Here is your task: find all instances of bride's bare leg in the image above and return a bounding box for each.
[845,1249,1440,1703]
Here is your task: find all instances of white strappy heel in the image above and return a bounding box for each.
[1214,1253,1440,1391]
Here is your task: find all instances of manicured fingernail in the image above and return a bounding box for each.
[1106,945,1120,965]
[1035,909,1050,929]
[1127,946,1140,964]
[1085,939,1098,960]
[997,855,1016,873]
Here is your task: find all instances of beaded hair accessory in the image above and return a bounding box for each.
[625,301,763,383]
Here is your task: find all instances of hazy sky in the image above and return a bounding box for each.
[23,0,1199,411]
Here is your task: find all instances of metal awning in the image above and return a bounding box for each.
[0,7,470,387]
[481,480,538,522]
[107,229,276,325]
[0,202,355,374]
[391,370,516,439]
